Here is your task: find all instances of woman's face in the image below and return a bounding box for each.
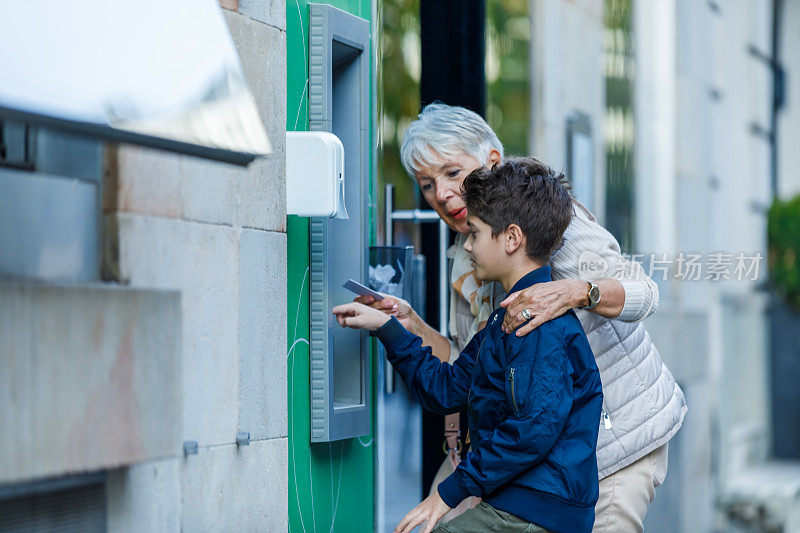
[414,149,500,234]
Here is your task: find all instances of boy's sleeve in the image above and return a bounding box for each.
[437,330,574,505]
[374,317,483,414]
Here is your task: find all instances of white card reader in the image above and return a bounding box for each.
[286,131,348,219]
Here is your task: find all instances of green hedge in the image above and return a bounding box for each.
[768,194,800,310]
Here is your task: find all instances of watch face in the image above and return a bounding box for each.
[589,284,601,304]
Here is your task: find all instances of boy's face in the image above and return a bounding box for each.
[463,215,507,282]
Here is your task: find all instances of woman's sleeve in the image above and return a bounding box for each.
[447,339,461,363]
[551,201,660,322]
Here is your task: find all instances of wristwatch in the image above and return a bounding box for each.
[583,280,601,310]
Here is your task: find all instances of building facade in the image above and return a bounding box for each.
[3,0,799,531]
[528,0,800,531]
[1,1,290,529]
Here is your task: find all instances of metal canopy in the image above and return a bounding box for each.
[0,0,271,166]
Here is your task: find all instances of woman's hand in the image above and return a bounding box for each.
[501,279,586,336]
[353,294,417,333]
[332,302,392,331]
[394,490,451,533]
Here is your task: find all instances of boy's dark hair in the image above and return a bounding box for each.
[462,157,573,263]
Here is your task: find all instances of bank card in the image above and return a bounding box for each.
[343,279,385,301]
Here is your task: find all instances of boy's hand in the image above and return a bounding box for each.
[394,490,451,533]
[332,302,391,331]
[353,293,417,333]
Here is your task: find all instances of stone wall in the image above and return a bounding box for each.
[101,2,288,530]
[0,284,181,485]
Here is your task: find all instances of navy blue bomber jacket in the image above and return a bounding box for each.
[374,266,603,533]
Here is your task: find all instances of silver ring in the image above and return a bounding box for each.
[521,308,532,320]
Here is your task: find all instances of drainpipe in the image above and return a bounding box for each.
[770,0,785,199]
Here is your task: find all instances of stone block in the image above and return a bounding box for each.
[722,462,800,532]
[181,438,288,530]
[238,0,285,30]
[0,282,181,484]
[533,119,566,170]
[106,136,284,232]
[718,292,770,445]
[176,156,236,226]
[676,382,714,531]
[532,1,564,131]
[220,0,238,11]
[677,173,711,253]
[230,10,285,229]
[106,458,181,533]
[645,307,709,383]
[573,0,602,20]
[676,74,711,177]
[238,229,288,440]
[776,0,800,199]
[103,144,182,220]
[561,7,604,113]
[746,0,772,54]
[644,382,714,533]
[112,214,240,445]
[676,0,713,82]
[747,61,773,133]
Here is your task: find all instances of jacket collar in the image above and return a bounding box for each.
[508,265,552,294]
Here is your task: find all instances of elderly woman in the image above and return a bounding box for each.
[362,103,686,532]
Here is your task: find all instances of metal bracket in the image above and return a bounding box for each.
[183,440,198,456]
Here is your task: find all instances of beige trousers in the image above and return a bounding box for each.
[592,444,669,533]
[429,451,482,524]
[433,502,550,533]
[432,443,669,531]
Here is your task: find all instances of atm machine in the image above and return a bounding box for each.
[286,5,450,530]
[286,3,373,444]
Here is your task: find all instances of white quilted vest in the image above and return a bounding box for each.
[575,310,687,478]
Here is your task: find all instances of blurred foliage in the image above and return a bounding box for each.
[768,194,800,310]
[486,0,530,158]
[604,0,636,252]
[379,0,531,215]
[379,0,420,211]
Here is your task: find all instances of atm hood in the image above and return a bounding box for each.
[0,0,271,166]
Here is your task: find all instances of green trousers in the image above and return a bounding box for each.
[432,502,552,533]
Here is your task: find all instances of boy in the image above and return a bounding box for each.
[333,158,603,533]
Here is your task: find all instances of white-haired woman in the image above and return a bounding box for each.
[358,103,686,532]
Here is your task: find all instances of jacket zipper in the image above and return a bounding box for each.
[475,338,487,364]
[601,409,612,430]
[509,367,519,415]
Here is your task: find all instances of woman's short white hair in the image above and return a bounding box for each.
[400,103,504,177]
